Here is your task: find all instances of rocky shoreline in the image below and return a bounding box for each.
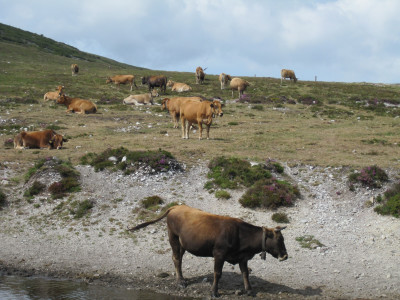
[1,162,399,299]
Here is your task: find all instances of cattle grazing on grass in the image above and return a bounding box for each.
[141,75,167,94]
[281,69,298,84]
[166,80,192,92]
[230,77,250,98]
[161,97,203,128]
[219,73,231,90]
[14,129,67,150]
[129,205,288,298]
[123,90,159,105]
[180,98,223,139]
[71,64,79,76]
[57,94,97,114]
[44,85,65,101]
[106,75,137,91]
[195,66,205,84]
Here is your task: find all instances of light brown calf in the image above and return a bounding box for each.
[57,94,97,114]
[43,85,64,101]
[167,80,192,92]
[123,90,159,105]
[106,75,137,91]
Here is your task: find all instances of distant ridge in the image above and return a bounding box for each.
[0,22,143,69]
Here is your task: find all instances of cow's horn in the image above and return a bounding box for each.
[274,226,287,232]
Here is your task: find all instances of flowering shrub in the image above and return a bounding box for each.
[348,165,388,188]
[374,182,400,218]
[239,178,300,209]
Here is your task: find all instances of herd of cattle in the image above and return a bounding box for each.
[14,65,298,150]
[11,63,299,296]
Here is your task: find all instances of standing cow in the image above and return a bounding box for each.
[195,66,205,84]
[129,205,288,297]
[106,75,137,91]
[219,73,231,89]
[71,64,79,76]
[141,75,167,94]
[281,69,298,84]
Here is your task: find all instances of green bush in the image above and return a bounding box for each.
[296,235,324,249]
[141,195,164,210]
[0,189,7,208]
[271,212,290,223]
[374,182,400,218]
[80,147,181,175]
[69,199,94,219]
[239,178,300,209]
[348,165,388,188]
[24,180,46,199]
[24,158,46,182]
[206,156,271,190]
[215,190,231,199]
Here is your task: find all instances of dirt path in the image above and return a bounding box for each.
[0,162,399,299]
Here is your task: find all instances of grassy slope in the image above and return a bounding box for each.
[1,23,400,168]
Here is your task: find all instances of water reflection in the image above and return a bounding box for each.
[0,275,195,300]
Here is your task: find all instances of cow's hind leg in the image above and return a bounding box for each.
[239,260,252,295]
[168,230,186,287]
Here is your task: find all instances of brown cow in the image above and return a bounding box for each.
[71,64,79,76]
[129,205,288,297]
[166,80,192,92]
[230,77,250,98]
[161,97,203,128]
[180,99,223,139]
[14,129,67,150]
[218,73,231,90]
[57,94,97,114]
[195,66,205,84]
[141,75,167,93]
[106,75,137,91]
[123,90,159,105]
[281,69,298,84]
[44,85,65,101]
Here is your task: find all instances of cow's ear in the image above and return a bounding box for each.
[210,103,214,108]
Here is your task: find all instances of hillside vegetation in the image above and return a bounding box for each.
[0,23,400,169]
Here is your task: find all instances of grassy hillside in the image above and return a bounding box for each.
[1,23,400,168]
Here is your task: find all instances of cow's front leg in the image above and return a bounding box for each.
[206,124,210,139]
[198,121,203,140]
[181,118,186,139]
[211,257,224,297]
[239,260,252,295]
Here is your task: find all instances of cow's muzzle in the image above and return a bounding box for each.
[279,254,288,261]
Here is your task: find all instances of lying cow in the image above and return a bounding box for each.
[218,73,231,90]
[195,66,205,84]
[281,69,298,84]
[44,85,64,101]
[161,97,203,128]
[106,75,137,91]
[123,90,159,105]
[57,94,97,114]
[129,205,288,297]
[141,75,167,94]
[166,80,192,92]
[71,64,79,76]
[14,129,67,150]
[180,98,223,139]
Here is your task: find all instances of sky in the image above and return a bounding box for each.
[1,0,400,83]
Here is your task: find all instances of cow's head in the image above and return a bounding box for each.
[57,94,66,104]
[141,76,148,85]
[151,89,159,97]
[106,77,112,84]
[211,100,223,117]
[161,98,169,110]
[166,80,174,87]
[49,134,67,150]
[262,226,288,261]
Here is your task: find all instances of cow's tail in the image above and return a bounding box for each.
[128,206,175,231]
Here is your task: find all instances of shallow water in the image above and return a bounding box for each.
[0,275,195,300]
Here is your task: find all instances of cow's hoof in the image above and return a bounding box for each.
[178,279,187,288]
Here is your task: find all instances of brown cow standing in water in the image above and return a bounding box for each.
[129,205,288,297]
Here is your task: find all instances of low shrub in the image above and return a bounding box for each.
[215,190,231,200]
[374,182,400,218]
[69,199,94,219]
[0,188,7,209]
[265,159,284,174]
[348,165,388,188]
[3,138,14,148]
[24,158,46,182]
[239,178,300,209]
[206,156,271,190]
[141,195,164,210]
[271,212,290,223]
[24,180,46,199]
[80,147,182,175]
[296,235,324,249]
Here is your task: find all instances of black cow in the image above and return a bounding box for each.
[129,204,288,297]
[141,75,167,94]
